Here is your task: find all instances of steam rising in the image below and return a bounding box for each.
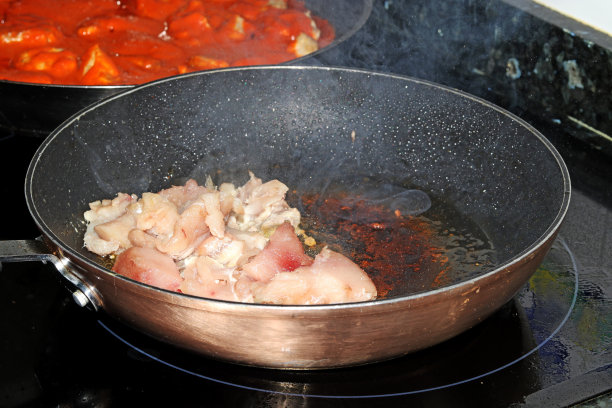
[361,183,431,216]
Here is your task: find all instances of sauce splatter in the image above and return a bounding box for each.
[293,189,497,299]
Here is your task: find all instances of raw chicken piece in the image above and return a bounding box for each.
[135,188,225,260]
[94,212,136,251]
[228,172,300,232]
[241,221,312,282]
[158,178,209,212]
[158,182,225,237]
[201,191,225,238]
[83,173,378,305]
[260,207,301,230]
[180,256,238,301]
[197,234,246,267]
[155,194,213,259]
[127,228,157,248]
[84,193,138,255]
[134,192,179,238]
[225,227,268,255]
[251,248,377,305]
[218,182,237,216]
[112,246,182,291]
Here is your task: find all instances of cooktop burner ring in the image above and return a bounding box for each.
[97,236,579,399]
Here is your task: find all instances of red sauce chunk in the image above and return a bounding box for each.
[0,0,335,85]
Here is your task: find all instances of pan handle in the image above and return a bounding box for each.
[0,239,102,311]
[0,239,56,262]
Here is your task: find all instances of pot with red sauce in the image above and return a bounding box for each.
[0,0,372,135]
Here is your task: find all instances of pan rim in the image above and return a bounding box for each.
[25,65,572,311]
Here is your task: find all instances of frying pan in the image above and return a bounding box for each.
[0,66,570,369]
[0,0,372,136]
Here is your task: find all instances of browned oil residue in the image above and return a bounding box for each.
[298,192,450,299]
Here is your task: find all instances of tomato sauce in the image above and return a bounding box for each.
[0,0,334,85]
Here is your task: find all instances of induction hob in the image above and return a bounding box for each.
[1,0,611,406]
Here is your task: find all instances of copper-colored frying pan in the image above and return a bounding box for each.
[0,66,570,369]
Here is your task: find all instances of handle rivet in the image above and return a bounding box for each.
[72,290,90,307]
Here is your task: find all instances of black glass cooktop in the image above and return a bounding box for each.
[1,0,611,406]
[1,131,610,408]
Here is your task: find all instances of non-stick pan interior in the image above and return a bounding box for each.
[26,66,569,298]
